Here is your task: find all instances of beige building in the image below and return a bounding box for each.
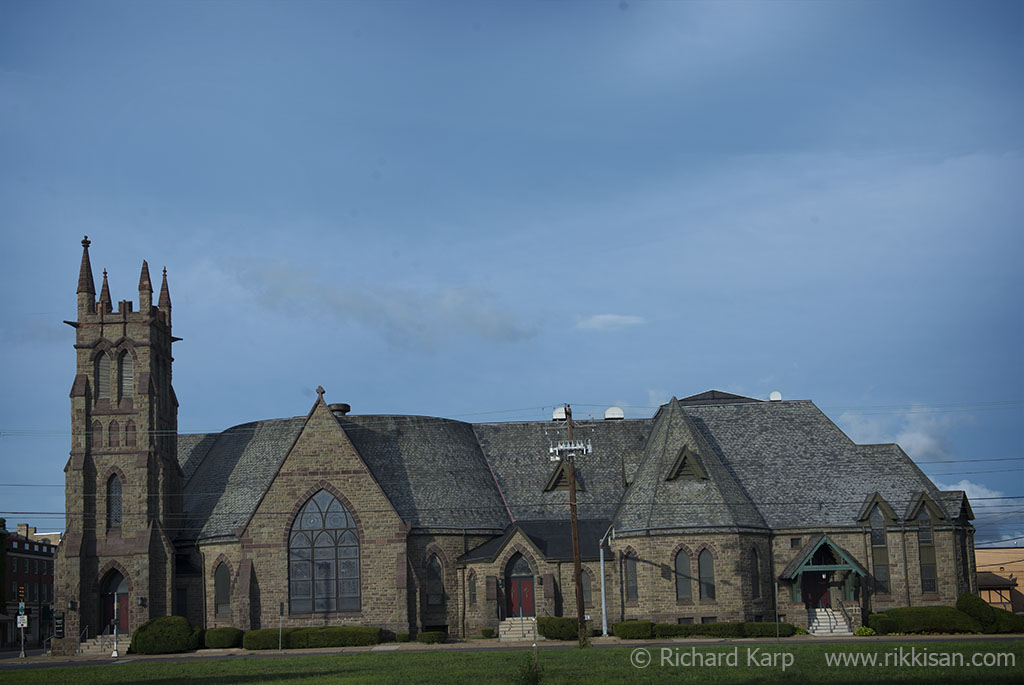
[53,238,978,655]
[975,547,1023,613]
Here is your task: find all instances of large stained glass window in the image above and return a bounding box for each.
[289,490,360,613]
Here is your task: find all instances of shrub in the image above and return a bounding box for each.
[416,631,446,644]
[243,627,300,650]
[876,607,980,635]
[590,628,602,638]
[537,617,579,640]
[612,621,652,639]
[854,626,876,636]
[190,626,204,651]
[956,593,1024,634]
[512,655,542,685]
[479,628,495,639]
[397,632,411,642]
[287,626,382,648]
[205,627,244,649]
[742,622,796,638]
[867,613,898,635]
[130,616,198,654]
[794,626,808,635]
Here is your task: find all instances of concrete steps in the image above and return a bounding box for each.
[499,617,542,642]
[77,633,131,656]
[808,608,852,636]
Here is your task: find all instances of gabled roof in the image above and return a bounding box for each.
[544,460,583,492]
[905,491,947,521]
[779,533,868,579]
[613,398,766,533]
[977,571,1017,589]
[857,492,900,523]
[677,390,762,406]
[937,491,975,521]
[458,520,611,563]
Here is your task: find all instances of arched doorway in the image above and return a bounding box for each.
[505,554,535,618]
[802,546,834,609]
[101,571,130,633]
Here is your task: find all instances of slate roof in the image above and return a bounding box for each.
[333,413,510,533]
[179,417,306,542]
[613,398,766,533]
[473,419,650,521]
[175,392,964,547]
[459,520,612,563]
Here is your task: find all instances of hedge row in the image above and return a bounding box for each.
[867,606,981,635]
[416,631,446,644]
[653,622,797,639]
[242,626,383,650]
[205,627,244,649]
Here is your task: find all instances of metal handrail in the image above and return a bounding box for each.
[97,624,112,651]
[836,599,854,631]
[76,625,90,655]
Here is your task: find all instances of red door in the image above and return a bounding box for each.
[102,594,130,632]
[803,574,829,608]
[508,578,535,617]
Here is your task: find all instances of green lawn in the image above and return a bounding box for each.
[1,641,1021,684]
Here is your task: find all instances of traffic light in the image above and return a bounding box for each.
[18,585,25,602]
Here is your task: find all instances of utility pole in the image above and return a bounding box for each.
[549,405,592,647]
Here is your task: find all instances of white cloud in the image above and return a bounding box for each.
[837,407,959,462]
[576,314,646,331]
[931,478,1004,503]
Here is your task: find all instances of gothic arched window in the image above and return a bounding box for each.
[118,351,134,400]
[675,549,691,600]
[468,573,477,605]
[214,562,231,618]
[288,490,359,613]
[625,552,639,602]
[91,420,103,448]
[125,420,137,447]
[107,475,123,528]
[751,547,761,599]
[698,549,715,600]
[95,354,110,401]
[109,420,120,448]
[426,555,444,606]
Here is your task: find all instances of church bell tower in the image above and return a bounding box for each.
[53,237,182,655]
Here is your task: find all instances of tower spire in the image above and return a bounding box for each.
[139,260,153,312]
[98,269,113,313]
[158,267,171,309]
[77,236,95,295]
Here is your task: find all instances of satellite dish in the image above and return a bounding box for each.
[552,407,567,421]
[604,406,625,420]
[769,391,782,402]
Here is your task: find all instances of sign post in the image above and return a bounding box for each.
[279,602,284,650]
[111,593,119,658]
[18,587,26,658]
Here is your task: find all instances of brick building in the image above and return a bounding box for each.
[2,524,57,648]
[52,239,978,655]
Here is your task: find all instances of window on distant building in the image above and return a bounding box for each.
[288,490,360,613]
[870,505,890,595]
[699,549,716,601]
[918,508,937,593]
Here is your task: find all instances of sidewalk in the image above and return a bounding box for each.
[2,632,1021,668]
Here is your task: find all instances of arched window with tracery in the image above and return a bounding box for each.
[107,474,123,528]
[288,490,360,613]
[751,547,761,599]
[91,420,103,449]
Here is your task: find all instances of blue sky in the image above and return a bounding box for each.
[1,1,1021,546]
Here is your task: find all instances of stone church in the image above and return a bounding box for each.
[53,239,977,654]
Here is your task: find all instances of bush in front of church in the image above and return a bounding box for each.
[611,620,652,639]
[287,626,382,647]
[416,631,447,643]
[130,615,200,654]
[957,592,1024,634]
[205,627,244,648]
[243,627,300,649]
[537,617,580,640]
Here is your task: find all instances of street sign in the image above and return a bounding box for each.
[16,615,27,628]
[18,601,25,615]
[54,610,65,639]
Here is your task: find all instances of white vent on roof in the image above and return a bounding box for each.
[769,391,782,402]
[552,407,567,421]
[604,406,625,420]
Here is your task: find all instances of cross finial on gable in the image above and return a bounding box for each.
[316,385,326,401]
